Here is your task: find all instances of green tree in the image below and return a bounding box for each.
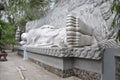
[110,0,120,41]
[0,17,17,51]
[0,2,17,51]
[0,0,59,33]
[3,0,57,32]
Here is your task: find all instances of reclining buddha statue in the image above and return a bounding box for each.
[19,13,119,49]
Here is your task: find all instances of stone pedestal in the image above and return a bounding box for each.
[17,46,102,79]
[17,46,120,80]
[102,48,120,80]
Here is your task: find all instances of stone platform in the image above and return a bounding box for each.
[17,46,120,80]
[17,46,102,80]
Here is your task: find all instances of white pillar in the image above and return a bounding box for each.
[23,47,28,60]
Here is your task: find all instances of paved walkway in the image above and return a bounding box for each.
[0,50,81,80]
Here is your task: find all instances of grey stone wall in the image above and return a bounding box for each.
[73,68,101,80]
[28,52,64,70]
[74,58,102,74]
[17,49,102,79]
[74,58,102,80]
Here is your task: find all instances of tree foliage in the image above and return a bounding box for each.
[110,0,120,41]
[0,2,17,50]
[0,21,16,44]
[2,0,58,32]
[0,17,17,50]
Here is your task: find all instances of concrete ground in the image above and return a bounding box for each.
[0,50,81,80]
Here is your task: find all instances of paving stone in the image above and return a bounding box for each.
[0,50,81,80]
